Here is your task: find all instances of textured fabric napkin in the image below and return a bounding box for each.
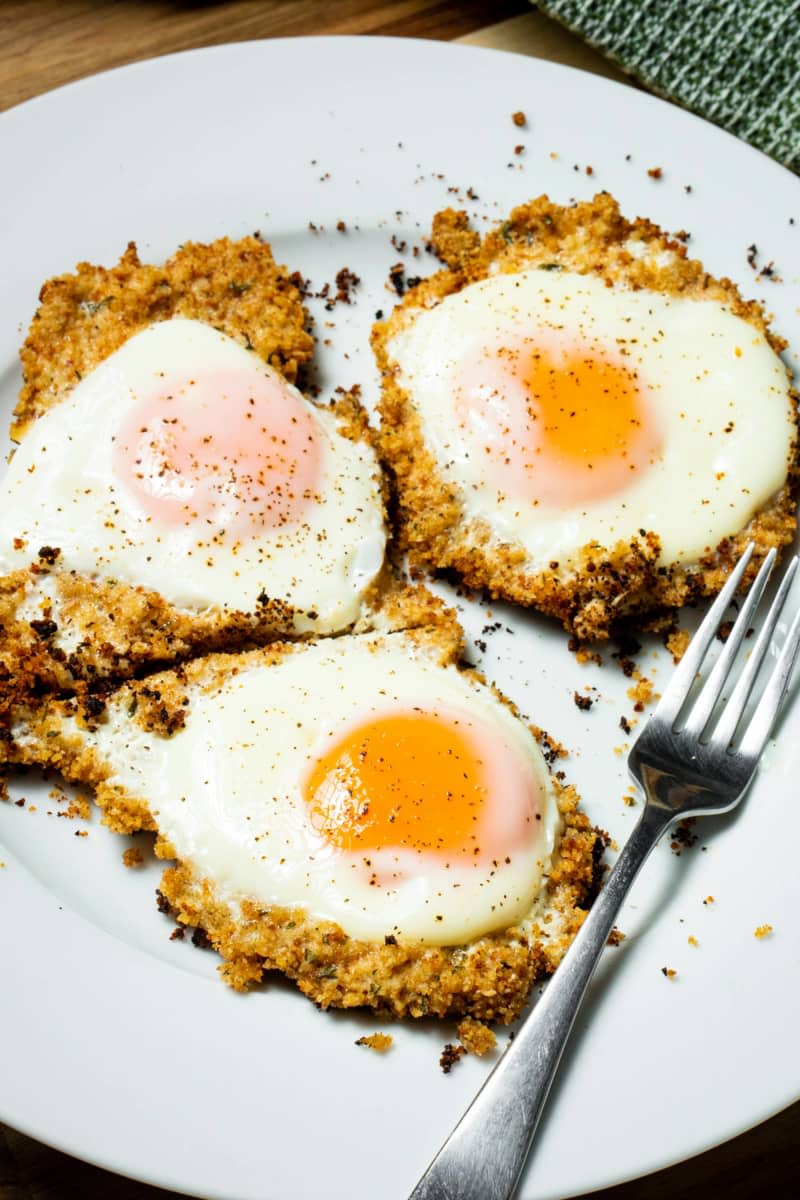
[537,0,800,172]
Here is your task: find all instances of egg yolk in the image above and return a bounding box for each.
[304,708,539,862]
[114,368,321,533]
[455,337,663,506]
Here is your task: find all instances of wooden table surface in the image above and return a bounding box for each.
[1,3,798,1199]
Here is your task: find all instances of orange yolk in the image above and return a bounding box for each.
[304,708,540,863]
[114,368,320,533]
[455,338,662,506]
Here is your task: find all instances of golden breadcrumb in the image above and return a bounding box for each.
[13,236,313,441]
[372,193,799,641]
[754,924,774,939]
[355,1033,393,1053]
[122,847,144,869]
[457,1016,497,1056]
[626,672,656,712]
[665,628,692,663]
[5,589,600,1023]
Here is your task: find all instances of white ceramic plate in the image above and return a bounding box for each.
[1,36,799,1200]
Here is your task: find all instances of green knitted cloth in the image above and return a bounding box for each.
[537,0,800,172]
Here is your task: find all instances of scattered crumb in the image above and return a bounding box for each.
[569,638,603,665]
[661,967,677,978]
[607,927,626,947]
[65,793,91,820]
[619,715,633,734]
[670,819,699,855]
[754,924,773,939]
[0,862,6,869]
[746,243,782,281]
[440,1043,467,1073]
[531,727,568,764]
[122,847,144,869]
[573,690,593,711]
[170,925,185,941]
[627,671,656,712]
[648,167,663,179]
[623,793,637,807]
[512,111,526,127]
[703,895,715,905]
[74,829,88,837]
[688,935,699,947]
[356,1032,393,1053]
[665,628,691,663]
[457,1016,496,1056]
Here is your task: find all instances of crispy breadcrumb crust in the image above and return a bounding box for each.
[13,236,313,441]
[373,194,800,641]
[5,591,599,1023]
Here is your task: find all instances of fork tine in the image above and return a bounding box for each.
[654,542,755,728]
[682,548,777,738]
[736,581,800,759]
[713,555,799,748]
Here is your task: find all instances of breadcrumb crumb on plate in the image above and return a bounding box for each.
[356,1032,393,1053]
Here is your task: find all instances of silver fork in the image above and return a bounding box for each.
[409,542,800,1200]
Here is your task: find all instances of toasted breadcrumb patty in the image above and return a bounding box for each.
[372,194,799,641]
[1,236,322,713]
[12,236,313,441]
[5,587,599,1023]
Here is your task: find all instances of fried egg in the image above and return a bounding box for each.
[0,319,386,633]
[384,266,795,568]
[90,631,561,944]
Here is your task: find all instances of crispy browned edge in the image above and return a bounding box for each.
[4,587,600,1023]
[1,237,388,718]
[371,193,800,641]
[12,235,313,439]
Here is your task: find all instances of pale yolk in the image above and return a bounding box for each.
[455,337,663,506]
[114,368,321,533]
[304,708,540,862]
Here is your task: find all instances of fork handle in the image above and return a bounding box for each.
[409,803,673,1200]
